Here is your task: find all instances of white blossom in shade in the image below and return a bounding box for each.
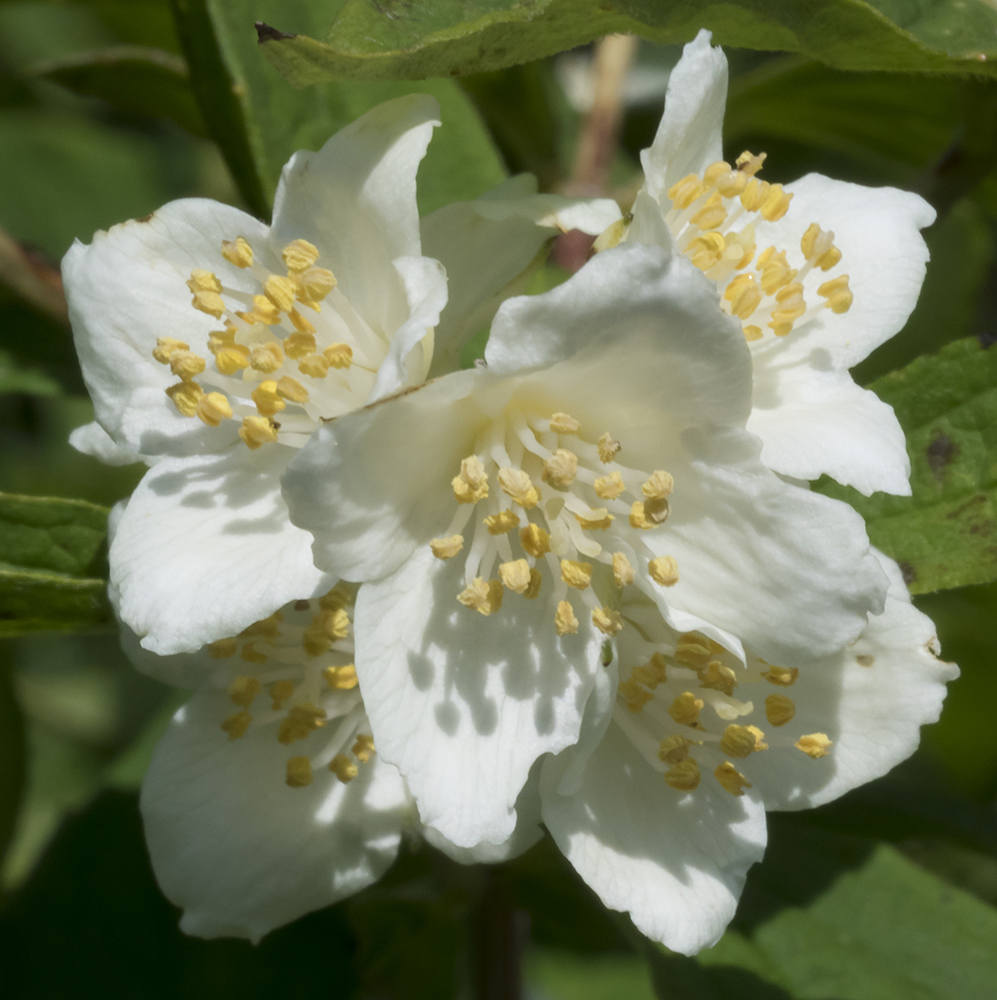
[605,30,935,497]
[539,550,957,955]
[282,243,889,853]
[64,94,619,656]
[130,586,542,941]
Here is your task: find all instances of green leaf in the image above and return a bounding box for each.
[0,493,111,636]
[816,336,997,593]
[0,350,60,397]
[0,643,26,874]
[31,46,208,137]
[256,0,997,87]
[527,949,657,1000]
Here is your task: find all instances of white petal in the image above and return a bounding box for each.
[627,187,677,251]
[653,427,889,664]
[63,199,269,456]
[640,30,727,205]
[112,446,333,654]
[421,175,621,377]
[141,691,408,941]
[69,420,143,466]
[747,361,910,496]
[541,723,767,955]
[753,551,958,811]
[353,546,606,848]
[270,95,440,336]
[753,174,935,370]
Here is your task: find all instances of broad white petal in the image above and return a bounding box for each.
[753,174,935,370]
[627,188,676,251]
[752,551,958,811]
[640,30,726,205]
[112,446,333,655]
[69,420,144,466]
[63,199,269,456]
[422,175,621,378]
[141,691,408,941]
[541,723,767,955]
[747,361,910,496]
[353,546,605,848]
[270,95,440,336]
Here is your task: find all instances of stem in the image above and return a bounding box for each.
[471,867,528,1000]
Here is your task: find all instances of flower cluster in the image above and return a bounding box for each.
[66,36,955,953]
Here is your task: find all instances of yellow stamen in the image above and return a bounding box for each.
[298,353,330,378]
[648,556,679,587]
[687,231,726,271]
[612,552,634,587]
[269,680,295,710]
[597,432,620,463]
[560,559,592,590]
[574,508,614,531]
[619,678,653,712]
[240,641,268,665]
[457,577,504,616]
[724,273,762,319]
[720,724,758,758]
[152,337,189,364]
[592,607,623,635]
[286,755,313,788]
[498,467,539,508]
[431,535,464,559]
[324,664,358,690]
[735,150,766,176]
[715,761,752,796]
[519,523,550,558]
[800,223,842,270]
[759,183,792,221]
[352,733,376,763]
[329,754,357,783]
[166,380,203,417]
[250,341,284,374]
[658,733,690,764]
[761,665,798,686]
[453,455,490,504]
[295,266,337,305]
[698,660,737,696]
[324,344,353,369]
[265,274,297,312]
[555,600,578,636]
[594,471,625,500]
[667,173,707,209]
[276,375,309,404]
[746,725,768,751]
[669,691,704,728]
[221,710,251,740]
[629,498,669,529]
[795,733,832,759]
[765,694,796,726]
[549,412,580,434]
[744,325,763,342]
[278,703,327,745]
[499,559,532,594]
[284,331,317,359]
[690,192,727,231]
[818,274,853,313]
[208,637,237,659]
[196,392,232,427]
[664,757,701,791]
[215,344,251,375]
[228,676,261,707]
[642,470,674,500]
[632,652,667,687]
[542,449,578,488]
[524,567,542,599]
[221,236,254,268]
[251,380,286,417]
[484,509,519,535]
[187,270,225,317]
[239,415,278,449]
[282,239,320,272]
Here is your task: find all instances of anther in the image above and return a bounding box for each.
[324,664,358,690]
[724,273,762,319]
[519,523,550,558]
[524,567,542,599]
[667,173,707,209]
[166,380,203,417]
[196,392,232,427]
[215,344,251,375]
[252,381,286,417]
[208,637,237,659]
[698,660,737,696]
[765,694,796,726]
[669,691,704,728]
[594,471,625,500]
[743,325,763,342]
[269,680,294,710]
[498,467,539,508]
[265,274,298,312]
[453,455,490,504]
[286,756,313,788]
[658,733,690,764]
[560,559,592,590]
[687,231,726,271]
[298,353,330,378]
[761,665,798,686]
[619,678,653,712]
[574,508,614,531]
[221,236,254,268]
[239,415,278,449]
[458,578,503,615]
[294,266,337,306]
[240,641,268,665]
[664,757,701,791]
[153,337,189,364]
[612,552,634,587]
[284,332,317,359]
[642,470,674,500]
[735,150,766,176]
[542,449,578,488]
[276,376,309,404]
[759,183,792,221]
[720,724,758,758]
[228,676,261,707]
[690,193,727,231]
[597,432,621,463]
[818,274,853,313]
[187,270,225,317]
[629,499,669,529]
[221,710,251,740]
[555,600,578,636]
[648,556,680,587]
[795,733,832,759]
[431,535,464,559]
[499,559,532,594]
[324,344,353,369]
[800,223,842,271]
[549,412,580,435]
[329,754,357,783]
[632,652,667,687]
[715,761,752,796]
[740,177,770,213]
[352,734,375,762]
[592,607,623,635]
[282,239,320,272]
[250,342,284,374]
[484,509,519,535]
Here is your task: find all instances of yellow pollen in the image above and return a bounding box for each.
[264,274,297,312]
[269,680,295,710]
[295,266,337,305]
[298,353,330,378]
[282,239,320,272]
[715,761,752,796]
[543,449,578,488]
[250,341,284,374]
[555,600,578,636]
[642,470,674,500]
[796,733,832,759]
[330,754,357,783]
[324,343,353,369]
[276,375,309,404]
[800,223,842,271]
[724,273,762,319]
[214,344,251,375]
[706,161,748,198]
[240,641,268,665]
[675,633,720,667]
[241,611,283,639]
[629,499,669,529]
[320,585,353,611]
[762,665,798,686]
[665,757,701,791]
[458,577,504,616]
[698,660,737,696]
[631,652,667,687]
[560,559,592,590]
[524,567,542,599]
[453,455,490,504]
[319,607,350,641]
[499,559,532,594]
[758,249,797,295]
[352,733,376,763]
[284,332,317,359]
[221,710,251,740]
[612,552,634,587]
[549,412,580,434]
[687,231,726,271]
[765,694,796,727]
[574,508,614,531]
[619,678,653,712]
[196,392,232,427]
[485,509,520,535]
[208,637,237,659]
[286,756,313,788]
[228,675,261,707]
[658,733,691,764]
[744,325,763,342]
[597,432,621,463]
[239,415,278,449]
[324,664,359,690]
[770,282,807,337]
[278,703,327,745]
[818,274,853,313]
[720,724,758,758]
[187,270,224,317]
[746,725,768,750]
[759,183,792,221]
[736,150,767,176]
[431,535,464,559]
[594,471,625,500]
[690,192,728,231]
[153,337,189,364]
[669,691,704,728]
[221,236,254,268]
[239,295,281,326]
[520,522,550,558]
[667,173,707,210]
[289,309,316,334]
[498,467,539,508]
[166,380,203,417]
[648,556,680,587]
[740,177,770,213]
[592,607,623,636]
[251,380,286,417]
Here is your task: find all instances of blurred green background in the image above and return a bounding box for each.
[1,2,996,998]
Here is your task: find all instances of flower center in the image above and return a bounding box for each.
[154,238,396,450]
[431,408,681,636]
[209,585,376,789]
[614,621,831,798]
[602,150,853,343]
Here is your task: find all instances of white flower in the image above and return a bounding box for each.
[128,584,542,941]
[64,95,619,656]
[539,550,956,954]
[610,30,934,497]
[282,243,889,852]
